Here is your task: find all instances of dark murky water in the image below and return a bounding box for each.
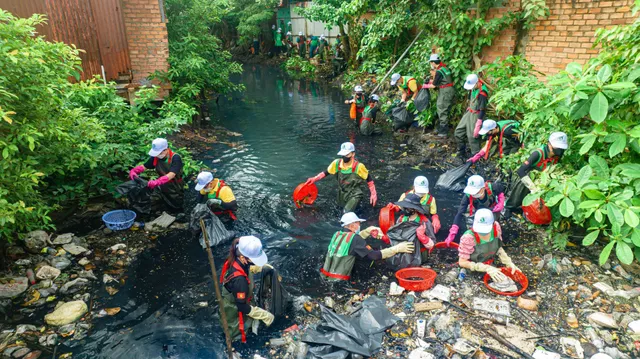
[70,67,463,358]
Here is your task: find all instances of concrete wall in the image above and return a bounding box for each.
[287,2,346,44]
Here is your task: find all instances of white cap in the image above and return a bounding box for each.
[390,73,401,86]
[337,142,355,156]
[370,94,380,102]
[237,236,268,267]
[340,212,365,226]
[549,132,568,149]
[195,171,214,191]
[286,31,291,35]
[277,28,281,33]
[478,120,497,136]
[320,33,325,38]
[429,54,440,62]
[464,74,479,90]
[472,209,494,234]
[413,176,429,195]
[148,138,168,157]
[354,85,363,93]
[272,25,276,29]
[464,175,485,195]
[288,21,292,25]
[298,31,303,36]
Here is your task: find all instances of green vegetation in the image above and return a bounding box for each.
[282,56,317,78]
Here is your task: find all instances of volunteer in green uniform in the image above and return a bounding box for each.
[359,94,383,136]
[309,35,318,58]
[345,85,367,123]
[275,28,283,56]
[320,212,415,281]
[390,73,420,101]
[220,236,274,343]
[332,43,345,77]
[304,142,378,212]
[505,132,568,212]
[318,34,328,62]
[195,171,238,221]
[128,138,184,212]
[393,194,436,263]
[394,176,441,233]
[297,32,306,57]
[285,31,294,56]
[445,175,506,246]
[468,119,523,163]
[455,74,488,158]
[458,209,520,283]
[424,54,455,136]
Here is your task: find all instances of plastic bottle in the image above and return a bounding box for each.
[585,327,604,350]
[444,268,459,283]
[458,269,467,282]
[404,294,415,310]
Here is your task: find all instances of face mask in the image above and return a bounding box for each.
[553,148,565,157]
[342,156,352,163]
[354,225,361,234]
[403,209,415,216]
[202,187,212,193]
[472,191,483,199]
[156,152,166,159]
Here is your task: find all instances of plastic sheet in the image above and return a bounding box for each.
[188,204,235,248]
[414,88,431,112]
[434,162,472,192]
[302,296,399,358]
[385,221,422,270]
[116,177,151,215]
[391,103,415,131]
[257,266,289,319]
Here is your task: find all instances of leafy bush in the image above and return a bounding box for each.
[282,56,317,78]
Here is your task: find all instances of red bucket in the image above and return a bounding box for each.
[293,182,318,208]
[483,268,528,297]
[379,205,398,234]
[395,268,437,292]
[522,198,551,225]
[429,241,459,254]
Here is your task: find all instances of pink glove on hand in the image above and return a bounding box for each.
[305,172,326,185]
[368,181,377,207]
[431,214,441,234]
[416,222,434,250]
[473,119,483,138]
[445,225,459,246]
[148,175,170,189]
[129,165,145,180]
[467,149,486,163]
[493,193,505,213]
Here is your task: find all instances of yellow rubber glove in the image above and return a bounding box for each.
[248,306,274,326]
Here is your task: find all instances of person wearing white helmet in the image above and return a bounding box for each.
[345,85,367,123]
[296,32,306,57]
[128,138,184,212]
[458,209,520,284]
[359,94,383,136]
[274,28,283,56]
[321,212,415,281]
[505,132,569,212]
[454,74,489,160]
[423,54,455,136]
[220,236,275,343]
[394,176,441,233]
[309,34,319,58]
[318,34,329,62]
[444,175,506,246]
[390,73,420,101]
[195,171,238,221]
[467,119,524,163]
[304,142,378,212]
[285,31,294,56]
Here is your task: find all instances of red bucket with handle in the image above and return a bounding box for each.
[522,198,551,225]
[396,268,437,291]
[293,182,318,208]
[379,205,398,234]
[483,268,528,297]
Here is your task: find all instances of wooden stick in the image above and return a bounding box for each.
[200,219,235,359]
[481,325,536,359]
[371,30,424,95]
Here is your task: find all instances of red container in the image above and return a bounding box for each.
[379,205,398,234]
[483,267,529,297]
[293,182,318,208]
[522,198,551,225]
[429,241,459,254]
[395,268,437,292]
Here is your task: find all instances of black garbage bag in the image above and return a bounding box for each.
[391,103,415,131]
[435,162,472,192]
[116,177,152,215]
[414,88,431,112]
[257,266,289,319]
[385,221,422,270]
[189,204,234,248]
[302,296,399,358]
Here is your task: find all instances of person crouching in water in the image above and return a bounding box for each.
[392,193,436,263]
[220,236,274,343]
[345,85,366,124]
[359,94,383,136]
[195,171,238,222]
[320,212,414,281]
[458,209,520,283]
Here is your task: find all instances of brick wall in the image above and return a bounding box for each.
[121,0,169,85]
[482,0,637,76]
[483,0,521,64]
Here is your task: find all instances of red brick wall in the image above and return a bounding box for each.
[483,0,521,64]
[121,0,169,85]
[482,0,637,76]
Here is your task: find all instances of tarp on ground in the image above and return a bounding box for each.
[385,221,423,270]
[188,203,235,248]
[434,162,472,192]
[302,296,399,358]
[116,177,152,215]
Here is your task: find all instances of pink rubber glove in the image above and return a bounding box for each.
[445,225,459,247]
[423,83,435,89]
[416,222,435,250]
[467,149,486,163]
[129,165,145,180]
[431,214,441,234]
[305,172,326,185]
[368,181,377,207]
[473,119,483,138]
[492,192,505,213]
[148,175,170,189]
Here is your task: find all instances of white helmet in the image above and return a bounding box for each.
[390,73,401,86]
[429,54,441,62]
[549,132,569,149]
[354,85,363,93]
[413,176,429,195]
[298,31,303,36]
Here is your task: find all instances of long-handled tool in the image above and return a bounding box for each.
[370,30,424,95]
[200,219,235,359]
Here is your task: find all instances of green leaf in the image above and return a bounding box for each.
[632,228,640,247]
[575,91,589,100]
[597,64,612,83]
[629,67,640,82]
[589,155,610,178]
[603,82,637,91]
[589,92,608,123]
[615,163,640,178]
[578,200,604,209]
[583,189,605,199]
[559,197,575,217]
[579,134,597,154]
[595,209,604,223]
[570,100,591,120]
[599,240,616,266]
[624,209,639,227]
[576,165,593,187]
[616,241,634,265]
[609,133,627,158]
[545,193,565,207]
[582,230,600,246]
[522,192,540,207]
[566,62,582,76]
[607,203,624,226]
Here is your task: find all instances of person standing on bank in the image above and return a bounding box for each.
[445,175,505,246]
[359,94,383,136]
[297,32,306,58]
[468,119,523,163]
[129,138,184,212]
[304,142,378,212]
[390,73,420,102]
[455,74,488,159]
[320,212,415,281]
[505,132,568,213]
[220,236,274,343]
[195,171,238,221]
[424,54,455,137]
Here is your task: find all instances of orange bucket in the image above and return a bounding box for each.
[428,241,459,254]
[522,198,551,225]
[293,182,318,208]
[396,268,437,291]
[379,206,398,234]
[483,268,529,297]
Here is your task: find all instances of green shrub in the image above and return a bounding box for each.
[282,56,317,78]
